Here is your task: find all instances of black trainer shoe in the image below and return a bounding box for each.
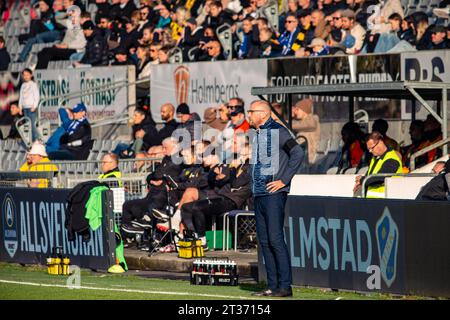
[152,208,170,220]
[121,223,145,234]
[270,287,293,297]
[251,289,274,297]
[131,215,152,228]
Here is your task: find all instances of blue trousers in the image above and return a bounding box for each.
[23,108,38,141]
[254,192,292,291]
[18,30,62,62]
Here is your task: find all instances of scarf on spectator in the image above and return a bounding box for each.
[67,117,86,136]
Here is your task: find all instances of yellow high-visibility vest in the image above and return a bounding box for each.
[366,149,402,198]
[98,170,123,187]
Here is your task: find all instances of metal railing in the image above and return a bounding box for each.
[410,137,450,171]
[361,172,437,198]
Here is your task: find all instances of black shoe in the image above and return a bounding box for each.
[251,289,274,297]
[131,215,152,228]
[270,287,293,297]
[152,208,170,220]
[121,223,145,234]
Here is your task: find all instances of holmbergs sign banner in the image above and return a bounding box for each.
[0,188,116,270]
[258,196,450,297]
[34,65,134,123]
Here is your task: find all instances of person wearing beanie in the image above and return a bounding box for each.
[292,98,320,164]
[176,103,201,142]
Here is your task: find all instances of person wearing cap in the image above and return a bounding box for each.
[48,102,92,160]
[292,98,320,164]
[36,5,87,69]
[307,37,329,56]
[73,20,108,67]
[20,142,58,188]
[175,103,202,142]
[326,29,346,54]
[430,25,449,50]
[340,9,365,54]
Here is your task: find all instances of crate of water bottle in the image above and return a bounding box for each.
[190,257,239,286]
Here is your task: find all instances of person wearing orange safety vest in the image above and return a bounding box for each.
[353,131,402,198]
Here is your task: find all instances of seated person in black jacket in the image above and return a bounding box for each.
[181,144,252,249]
[48,103,93,160]
[120,137,182,234]
[115,108,160,158]
[152,146,209,233]
[416,159,450,201]
[73,20,109,67]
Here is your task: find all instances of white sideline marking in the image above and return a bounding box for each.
[0,279,270,300]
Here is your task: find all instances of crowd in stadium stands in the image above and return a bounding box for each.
[0,0,449,72]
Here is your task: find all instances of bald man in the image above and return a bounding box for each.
[158,103,179,141]
[248,100,304,297]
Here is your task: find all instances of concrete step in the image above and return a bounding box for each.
[124,248,259,279]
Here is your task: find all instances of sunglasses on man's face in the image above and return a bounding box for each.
[286,20,297,24]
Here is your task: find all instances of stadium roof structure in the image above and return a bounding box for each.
[251,80,450,154]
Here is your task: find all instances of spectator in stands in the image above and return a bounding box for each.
[135,45,152,99]
[119,0,137,19]
[412,12,431,50]
[73,20,109,67]
[157,45,172,64]
[6,102,22,139]
[372,118,399,151]
[341,9,365,54]
[416,159,450,201]
[335,121,368,173]
[0,36,10,70]
[202,0,234,31]
[93,0,111,24]
[98,153,122,188]
[292,10,314,53]
[17,0,65,63]
[109,0,122,21]
[79,11,91,26]
[149,42,162,62]
[278,12,300,55]
[116,108,160,158]
[203,107,227,144]
[401,120,428,169]
[292,98,320,164]
[326,29,346,54]
[279,0,299,34]
[154,3,172,31]
[175,103,201,142]
[367,0,404,35]
[178,17,204,61]
[308,37,329,56]
[19,142,58,188]
[238,16,259,59]
[229,105,250,133]
[111,47,134,65]
[199,39,226,61]
[158,103,179,141]
[138,26,153,46]
[36,5,86,69]
[45,107,73,154]
[398,14,415,44]
[48,102,92,160]
[430,25,449,49]
[119,16,141,54]
[311,9,331,40]
[259,28,283,57]
[353,131,402,198]
[18,68,40,142]
[423,115,443,162]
